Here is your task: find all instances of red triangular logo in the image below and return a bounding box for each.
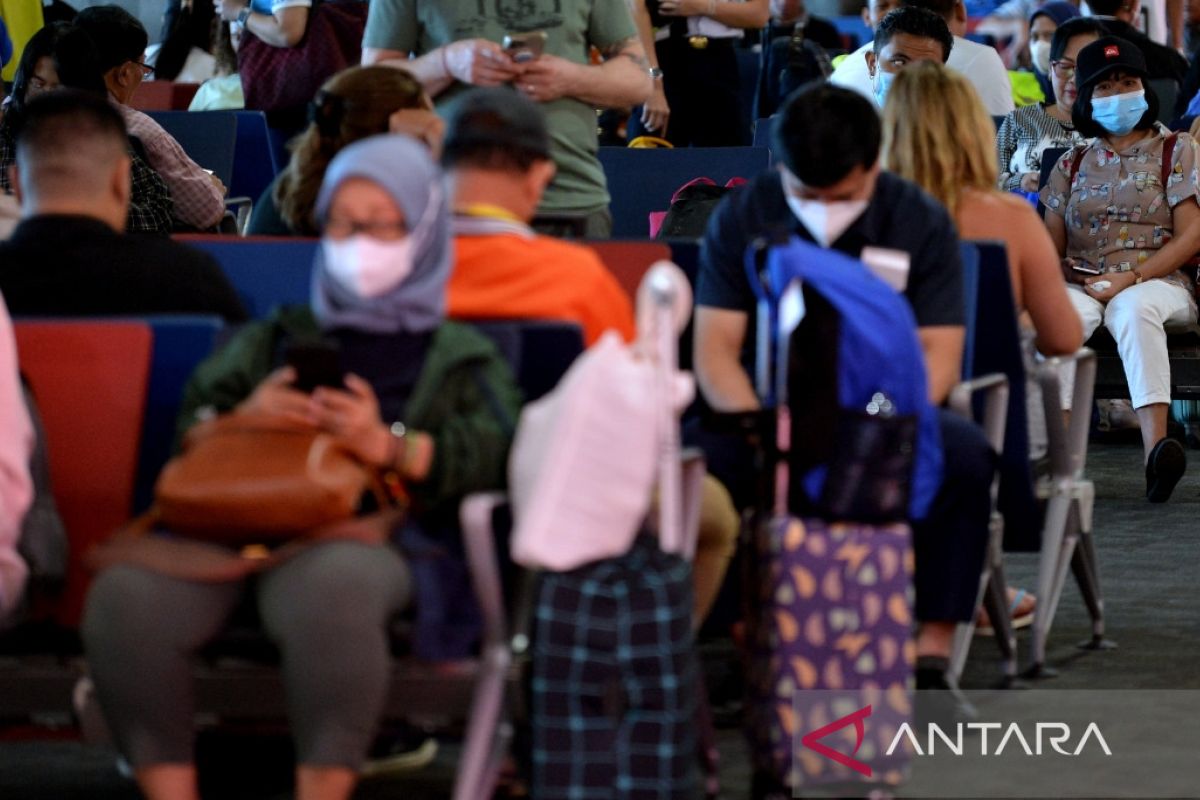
[800,705,873,777]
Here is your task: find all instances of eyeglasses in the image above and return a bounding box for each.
[324,219,408,241]
[128,60,155,77]
[1050,60,1076,79]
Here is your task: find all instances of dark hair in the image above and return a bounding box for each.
[441,88,552,173]
[74,5,149,73]
[10,22,106,114]
[1084,0,1122,15]
[1071,70,1158,137]
[1050,17,1108,61]
[155,0,216,81]
[276,66,427,234]
[873,7,954,63]
[14,89,127,163]
[899,0,956,22]
[773,83,881,187]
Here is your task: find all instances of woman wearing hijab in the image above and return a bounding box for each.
[81,135,521,800]
[1042,36,1200,503]
[1027,0,1080,104]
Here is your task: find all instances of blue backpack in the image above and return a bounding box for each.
[747,236,943,521]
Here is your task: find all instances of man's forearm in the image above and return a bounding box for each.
[368,48,456,97]
[566,57,652,108]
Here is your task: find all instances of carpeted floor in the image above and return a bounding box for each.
[0,439,1193,799]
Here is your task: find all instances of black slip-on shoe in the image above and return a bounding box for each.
[1146,437,1186,503]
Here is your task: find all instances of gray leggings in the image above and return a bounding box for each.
[81,541,410,769]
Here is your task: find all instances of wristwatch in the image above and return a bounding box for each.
[1133,266,1144,284]
[648,67,664,80]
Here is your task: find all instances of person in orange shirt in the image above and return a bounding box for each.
[442,87,635,346]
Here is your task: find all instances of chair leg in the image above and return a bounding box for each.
[983,555,1017,684]
[1028,493,1070,677]
[1072,527,1114,650]
[451,647,512,800]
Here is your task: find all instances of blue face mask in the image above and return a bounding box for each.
[873,69,895,108]
[1091,89,1149,136]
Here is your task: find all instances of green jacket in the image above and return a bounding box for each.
[176,306,522,516]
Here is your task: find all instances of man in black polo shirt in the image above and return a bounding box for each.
[0,91,245,322]
[694,83,991,696]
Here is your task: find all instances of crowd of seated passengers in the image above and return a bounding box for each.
[7,11,1200,796]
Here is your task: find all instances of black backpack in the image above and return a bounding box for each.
[656,177,746,239]
[757,22,833,118]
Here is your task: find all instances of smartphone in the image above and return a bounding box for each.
[285,340,344,393]
[502,30,547,63]
[1071,263,1103,275]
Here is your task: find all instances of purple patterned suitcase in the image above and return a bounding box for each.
[747,515,914,793]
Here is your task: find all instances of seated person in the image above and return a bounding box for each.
[0,91,246,322]
[1025,1,1081,103]
[996,18,1105,194]
[694,83,991,695]
[0,294,33,623]
[832,0,1014,115]
[866,7,954,107]
[82,134,521,800]
[885,60,1084,454]
[1041,36,1200,503]
[0,21,174,234]
[442,87,635,347]
[75,5,227,231]
[249,65,438,236]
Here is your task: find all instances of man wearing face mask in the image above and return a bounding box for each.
[834,0,1014,115]
[695,83,992,700]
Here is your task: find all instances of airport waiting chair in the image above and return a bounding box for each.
[230,111,282,205]
[587,239,672,299]
[598,146,771,237]
[177,235,318,319]
[147,111,238,190]
[13,321,152,627]
[132,315,226,513]
[130,81,201,111]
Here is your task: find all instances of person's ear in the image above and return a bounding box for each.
[861,4,871,27]
[865,49,877,78]
[9,164,22,207]
[113,155,132,211]
[527,158,556,201]
[954,0,967,24]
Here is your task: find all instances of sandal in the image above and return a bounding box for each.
[974,587,1036,637]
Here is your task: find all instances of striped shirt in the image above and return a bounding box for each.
[995,103,1084,193]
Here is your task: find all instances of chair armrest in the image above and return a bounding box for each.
[1036,347,1095,480]
[224,196,254,236]
[949,372,1010,454]
[458,492,510,654]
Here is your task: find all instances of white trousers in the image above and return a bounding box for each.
[1061,280,1196,409]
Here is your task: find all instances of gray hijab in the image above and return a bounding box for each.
[311,134,451,334]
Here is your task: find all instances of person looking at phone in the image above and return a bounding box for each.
[1041,36,1200,502]
[360,0,652,238]
[83,134,521,800]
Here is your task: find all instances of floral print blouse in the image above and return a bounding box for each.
[1040,124,1200,293]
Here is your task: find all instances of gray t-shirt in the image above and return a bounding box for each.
[364,0,637,214]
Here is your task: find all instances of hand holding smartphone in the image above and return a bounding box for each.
[502,30,547,63]
[285,340,344,393]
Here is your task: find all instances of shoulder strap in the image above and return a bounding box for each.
[1068,146,1087,186]
[470,362,515,438]
[1162,132,1179,186]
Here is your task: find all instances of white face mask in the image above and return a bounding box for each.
[1029,40,1052,74]
[321,234,415,299]
[785,195,870,247]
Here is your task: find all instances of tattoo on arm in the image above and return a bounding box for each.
[601,35,649,68]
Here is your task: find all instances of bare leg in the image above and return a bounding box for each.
[1137,402,1169,461]
[916,621,954,659]
[136,764,200,800]
[296,766,357,800]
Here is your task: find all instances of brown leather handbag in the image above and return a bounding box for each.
[154,412,378,545]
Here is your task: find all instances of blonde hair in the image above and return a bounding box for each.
[881,61,998,215]
[275,66,427,235]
